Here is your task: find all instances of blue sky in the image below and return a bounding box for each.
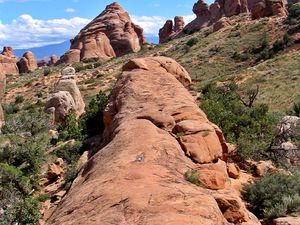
[0,0,214,49]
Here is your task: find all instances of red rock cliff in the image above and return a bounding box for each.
[59,2,146,64]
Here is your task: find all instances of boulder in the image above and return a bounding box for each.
[159,16,185,43]
[49,54,58,66]
[195,160,229,190]
[17,51,38,73]
[227,163,240,179]
[214,193,252,223]
[47,162,64,180]
[55,67,85,117]
[46,57,259,225]
[213,17,232,32]
[59,2,145,64]
[255,160,277,177]
[45,91,76,123]
[273,216,300,225]
[0,47,19,75]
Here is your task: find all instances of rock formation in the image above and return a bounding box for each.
[59,2,146,64]
[184,0,288,34]
[46,57,260,225]
[48,54,58,66]
[38,60,48,68]
[159,16,185,43]
[17,51,38,73]
[45,67,85,123]
[251,0,288,19]
[0,47,19,75]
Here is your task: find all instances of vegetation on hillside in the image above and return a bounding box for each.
[243,172,300,219]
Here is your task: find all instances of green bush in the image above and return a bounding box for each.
[15,197,41,225]
[80,91,109,138]
[243,173,300,219]
[200,82,277,160]
[186,37,198,47]
[54,141,83,165]
[273,39,285,53]
[57,109,83,141]
[63,165,78,190]
[15,95,24,104]
[184,169,202,186]
[43,67,51,76]
[291,101,300,116]
[288,3,300,20]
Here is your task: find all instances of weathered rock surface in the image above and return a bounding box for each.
[251,0,288,19]
[38,60,48,68]
[0,47,19,75]
[45,67,85,122]
[45,91,76,123]
[46,57,259,225]
[48,54,58,66]
[17,51,38,73]
[273,216,300,225]
[59,2,146,64]
[159,16,185,43]
[184,0,288,34]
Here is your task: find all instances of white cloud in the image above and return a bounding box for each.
[0,14,90,49]
[131,14,195,37]
[0,13,196,49]
[65,8,76,13]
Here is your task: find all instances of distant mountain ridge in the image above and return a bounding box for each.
[13,37,159,61]
[14,41,70,61]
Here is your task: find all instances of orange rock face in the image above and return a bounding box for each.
[251,0,288,19]
[17,51,38,73]
[46,56,259,225]
[159,16,185,43]
[48,54,58,66]
[184,0,288,34]
[59,2,146,64]
[0,47,19,75]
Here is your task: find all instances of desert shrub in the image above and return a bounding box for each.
[0,196,41,225]
[54,141,83,165]
[243,173,300,219]
[288,3,300,20]
[3,103,20,115]
[15,95,24,104]
[82,57,99,63]
[184,170,202,186]
[200,82,277,160]
[43,67,51,76]
[57,110,83,141]
[2,108,52,135]
[273,39,285,53]
[0,134,48,177]
[80,91,109,138]
[186,37,198,47]
[290,101,300,116]
[93,61,103,68]
[232,52,250,61]
[63,165,78,190]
